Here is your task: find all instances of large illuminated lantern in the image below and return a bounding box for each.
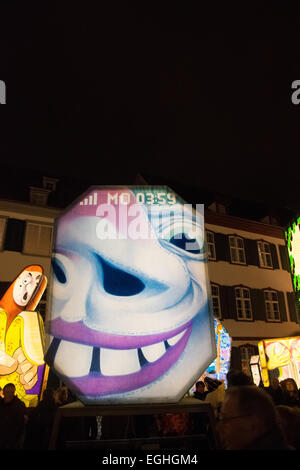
[285,217,300,317]
[205,318,231,386]
[258,336,300,388]
[191,318,231,391]
[0,266,48,407]
[45,186,216,404]
[250,355,262,387]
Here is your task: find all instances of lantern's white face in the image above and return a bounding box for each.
[46,188,216,404]
[13,270,42,306]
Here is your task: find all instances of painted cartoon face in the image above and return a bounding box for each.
[46,187,216,404]
[13,271,42,307]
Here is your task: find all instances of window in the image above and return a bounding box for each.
[29,187,50,206]
[257,241,273,268]
[211,284,221,318]
[206,231,216,260]
[229,236,246,264]
[264,290,280,322]
[23,223,53,256]
[0,217,7,250]
[235,287,252,320]
[240,346,256,377]
[43,176,58,192]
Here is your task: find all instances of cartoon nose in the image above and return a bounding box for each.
[94,253,145,296]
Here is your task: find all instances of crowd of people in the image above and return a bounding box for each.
[192,372,300,450]
[0,382,98,450]
[1,372,300,450]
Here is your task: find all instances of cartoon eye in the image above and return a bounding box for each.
[159,220,205,256]
[52,257,67,284]
[169,232,202,254]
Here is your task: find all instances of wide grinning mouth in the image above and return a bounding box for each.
[47,317,193,349]
[45,320,193,397]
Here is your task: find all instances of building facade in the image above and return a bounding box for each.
[0,198,60,320]
[205,208,300,376]
[0,183,299,380]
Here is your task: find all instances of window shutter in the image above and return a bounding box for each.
[229,347,242,371]
[270,244,279,269]
[287,291,297,323]
[244,238,259,266]
[4,218,26,252]
[220,285,236,319]
[219,285,228,318]
[24,223,53,255]
[0,218,6,249]
[279,245,290,272]
[250,288,266,321]
[214,233,230,262]
[277,291,287,322]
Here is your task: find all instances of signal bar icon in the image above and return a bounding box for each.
[79,192,98,206]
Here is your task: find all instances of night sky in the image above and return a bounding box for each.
[1,4,300,212]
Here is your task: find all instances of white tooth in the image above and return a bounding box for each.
[167,330,186,346]
[141,342,166,363]
[100,348,140,376]
[54,340,93,377]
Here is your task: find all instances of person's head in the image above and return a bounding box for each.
[60,386,69,402]
[196,381,205,393]
[54,386,69,405]
[3,383,16,403]
[226,369,254,388]
[270,378,280,389]
[219,385,282,450]
[282,378,298,395]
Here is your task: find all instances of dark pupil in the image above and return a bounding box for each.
[170,233,201,253]
[52,258,67,284]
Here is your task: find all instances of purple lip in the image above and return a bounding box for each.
[59,326,192,397]
[48,318,193,349]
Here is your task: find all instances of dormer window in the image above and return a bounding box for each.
[208,202,227,214]
[42,177,58,192]
[29,187,51,206]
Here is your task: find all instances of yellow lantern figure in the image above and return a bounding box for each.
[0,266,48,407]
[258,337,300,388]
